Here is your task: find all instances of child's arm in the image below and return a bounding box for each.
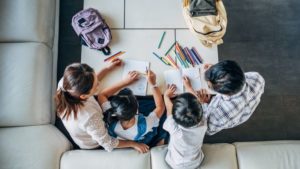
[163,84,177,116]
[183,76,198,97]
[98,71,139,105]
[147,70,165,118]
[97,59,122,81]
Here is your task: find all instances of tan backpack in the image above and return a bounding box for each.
[182,0,227,48]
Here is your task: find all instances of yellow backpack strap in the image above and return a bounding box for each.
[183,0,189,7]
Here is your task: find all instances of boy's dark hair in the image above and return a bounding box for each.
[106,88,138,123]
[205,60,245,95]
[172,93,203,128]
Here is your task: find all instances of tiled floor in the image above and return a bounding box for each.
[81,0,218,94]
[58,0,300,143]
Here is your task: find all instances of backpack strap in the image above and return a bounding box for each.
[108,121,118,138]
[100,46,111,55]
[134,115,147,141]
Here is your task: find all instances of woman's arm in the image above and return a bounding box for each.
[147,70,165,118]
[98,71,139,105]
[117,140,149,153]
[97,59,122,81]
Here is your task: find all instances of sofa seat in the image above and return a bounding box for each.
[0,125,72,169]
[0,0,57,46]
[0,43,53,127]
[151,144,238,169]
[61,148,151,169]
[234,141,300,169]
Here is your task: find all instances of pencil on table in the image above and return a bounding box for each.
[165,56,179,69]
[184,47,195,67]
[191,47,203,63]
[164,42,176,56]
[158,31,166,49]
[104,51,125,62]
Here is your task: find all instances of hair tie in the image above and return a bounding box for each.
[60,86,67,92]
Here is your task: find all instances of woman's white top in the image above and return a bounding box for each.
[57,79,118,152]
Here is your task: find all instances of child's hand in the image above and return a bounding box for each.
[132,142,149,153]
[204,63,213,71]
[146,69,156,86]
[197,89,211,104]
[183,76,192,89]
[164,84,177,98]
[124,71,139,85]
[106,58,122,71]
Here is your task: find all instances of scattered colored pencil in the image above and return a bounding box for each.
[158,31,166,49]
[164,42,176,56]
[184,47,195,67]
[190,48,202,64]
[189,48,201,65]
[152,52,170,66]
[192,47,203,63]
[175,51,186,68]
[165,55,179,69]
[104,51,125,62]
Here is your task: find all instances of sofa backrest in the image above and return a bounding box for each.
[0,0,59,127]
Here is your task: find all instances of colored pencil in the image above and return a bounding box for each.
[164,42,176,56]
[190,48,202,64]
[184,47,195,67]
[187,48,199,65]
[189,48,201,65]
[152,52,170,66]
[175,43,186,62]
[158,31,166,49]
[165,55,179,69]
[175,51,186,68]
[104,51,125,62]
[192,47,203,63]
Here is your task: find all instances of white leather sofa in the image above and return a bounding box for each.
[1,1,300,169]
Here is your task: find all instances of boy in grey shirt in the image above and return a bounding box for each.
[163,77,208,169]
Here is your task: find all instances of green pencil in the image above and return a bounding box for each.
[158,31,166,49]
[164,42,176,56]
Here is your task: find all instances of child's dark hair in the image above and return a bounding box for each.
[106,89,138,123]
[172,93,203,128]
[55,63,95,120]
[205,60,245,95]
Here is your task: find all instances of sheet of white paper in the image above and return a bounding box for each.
[182,67,202,91]
[122,59,150,96]
[164,69,184,94]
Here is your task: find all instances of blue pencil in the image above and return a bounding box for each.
[191,47,203,63]
[190,48,202,64]
[188,48,200,65]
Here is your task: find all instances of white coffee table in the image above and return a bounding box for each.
[81,0,218,95]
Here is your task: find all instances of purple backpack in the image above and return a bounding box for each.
[72,8,111,55]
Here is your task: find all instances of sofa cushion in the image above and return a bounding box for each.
[61,149,151,169]
[234,141,300,169]
[0,43,52,127]
[0,0,57,46]
[151,144,238,169]
[0,125,72,169]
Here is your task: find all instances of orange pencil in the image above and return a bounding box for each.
[104,51,125,62]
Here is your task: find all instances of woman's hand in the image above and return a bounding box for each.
[164,84,177,98]
[132,142,149,153]
[106,58,123,71]
[123,71,139,85]
[146,69,156,86]
[197,89,211,104]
